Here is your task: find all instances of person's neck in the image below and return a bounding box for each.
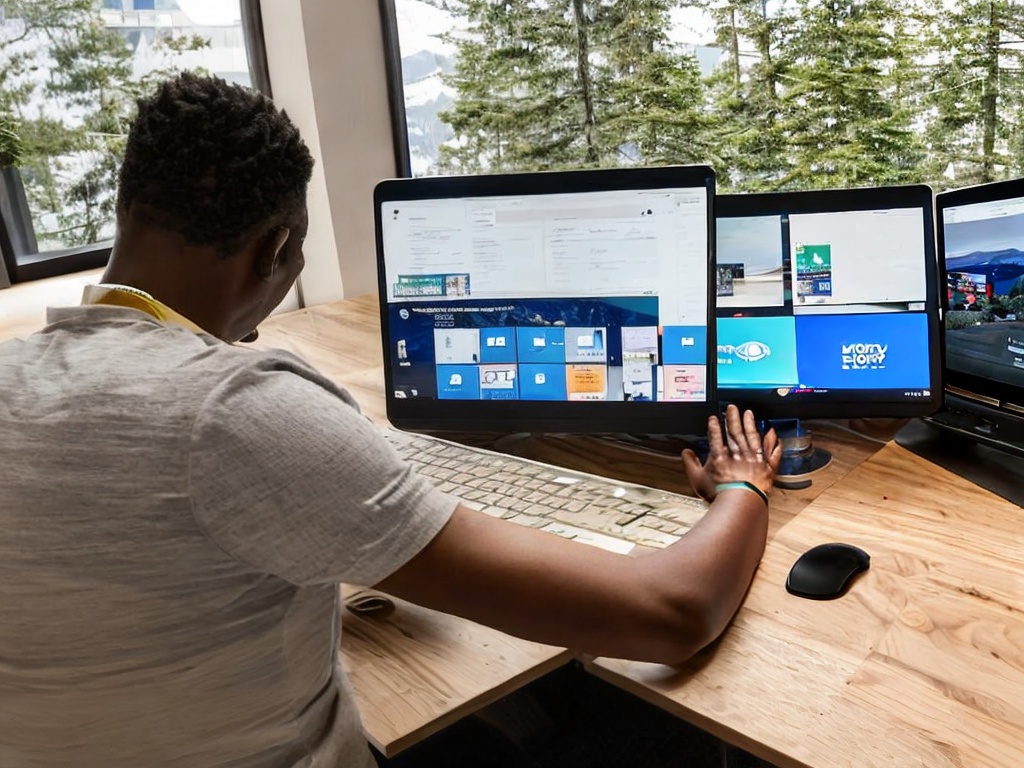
[101,263,207,326]
[105,231,231,339]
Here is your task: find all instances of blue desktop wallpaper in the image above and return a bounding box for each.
[794,313,931,389]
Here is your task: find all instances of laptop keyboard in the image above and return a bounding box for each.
[382,429,708,553]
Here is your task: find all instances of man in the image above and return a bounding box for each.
[0,73,781,767]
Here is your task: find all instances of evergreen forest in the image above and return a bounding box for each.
[436,0,1024,192]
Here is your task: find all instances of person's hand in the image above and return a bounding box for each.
[681,405,782,502]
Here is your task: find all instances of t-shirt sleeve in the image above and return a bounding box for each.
[187,351,457,587]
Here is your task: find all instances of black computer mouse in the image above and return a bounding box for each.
[785,542,870,600]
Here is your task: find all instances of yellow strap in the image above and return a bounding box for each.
[81,284,206,334]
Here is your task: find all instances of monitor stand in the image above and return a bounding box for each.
[771,419,833,490]
[894,417,1024,508]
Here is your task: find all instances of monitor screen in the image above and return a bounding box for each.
[715,186,942,419]
[936,179,1024,426]
[374,165,717,434]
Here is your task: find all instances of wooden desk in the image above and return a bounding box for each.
[589,442,1024,768]
[260,297,1024,766]
[11,291,1014,764]
[483,423,889,540]
[250,296,916,761]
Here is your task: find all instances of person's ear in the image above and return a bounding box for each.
[257,226,291,280]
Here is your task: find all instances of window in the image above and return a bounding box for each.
[0,0,268,284]
[384,0,1024,191]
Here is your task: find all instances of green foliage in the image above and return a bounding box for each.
[0,113,21,166]
[918,0,1024,188]
[0,0,210,248]
[438,0,710,173]
[1007,294,1024,316]
[702,0,794,190]
[772,0,924,190]
[437,0,1024,192]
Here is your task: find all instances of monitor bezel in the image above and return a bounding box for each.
[936,177,1024,412]
[374,165,718,435]
[715,184,943,420]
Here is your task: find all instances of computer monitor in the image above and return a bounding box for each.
[929,178,1024,452]
[715,185,942,420]
[374,165,717,434]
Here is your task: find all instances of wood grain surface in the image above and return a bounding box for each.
[252,298,940,762]
[589,442,1024,768]
[338,587,572,756]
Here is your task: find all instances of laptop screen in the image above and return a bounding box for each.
[374,165,717,434]
[937,179,1024,406]
[715,185,942,419]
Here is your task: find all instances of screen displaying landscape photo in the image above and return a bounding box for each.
[944,209,1024,388]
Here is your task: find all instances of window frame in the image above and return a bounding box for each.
[0,0,273,285]
[377,0,412,179]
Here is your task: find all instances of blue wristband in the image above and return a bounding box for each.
[715,481,769,507]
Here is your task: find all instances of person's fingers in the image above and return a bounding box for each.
[724,404,748,455]
[743,409,761,456]
[681,449,712,501]
[681,448,702,472]
[767,439,784,471]
[706,413,725,460]
[681,448,703,480]
[762,426,778,461]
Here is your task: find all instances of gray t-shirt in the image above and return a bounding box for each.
[0,305,456,767]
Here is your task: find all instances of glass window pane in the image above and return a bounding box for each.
[390,0,1024,192]
[393,0,457,177]
[0,0,253,254]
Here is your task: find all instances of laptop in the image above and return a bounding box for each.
[928,178,1024,451]
[371,166,718,552]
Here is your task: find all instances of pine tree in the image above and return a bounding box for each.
[438,1,566,172]
[0,113,21,167]
[600,0,714,166]
[919,0,1024,187]
[772,0,924,190]
[703,0,793,190]
[438,0,713,173]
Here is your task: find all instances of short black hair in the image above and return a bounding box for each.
[117,71,314,256]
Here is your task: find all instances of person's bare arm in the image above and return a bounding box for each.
[377,405,781,665]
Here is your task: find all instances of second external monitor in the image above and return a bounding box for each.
[715,185,942,419]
